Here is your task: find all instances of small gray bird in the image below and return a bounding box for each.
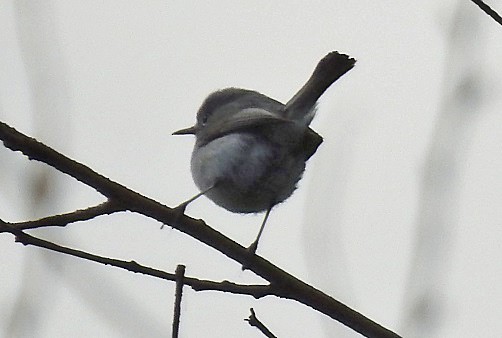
[173,51,355,253]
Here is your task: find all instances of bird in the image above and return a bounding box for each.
[173,51,355,253]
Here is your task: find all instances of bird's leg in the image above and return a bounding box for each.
[247,206,273,254]
[161,184,216,229]
[174,186,213,214]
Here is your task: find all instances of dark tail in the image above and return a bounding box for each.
[285,51,356,122]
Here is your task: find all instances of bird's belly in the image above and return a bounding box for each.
[190,133,305,213]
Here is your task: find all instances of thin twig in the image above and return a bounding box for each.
[172,265,186,338]
[245,308,277,338]
[8,200,125,230]
[470,0,502,25]
[0,220,271,297]
[0,121,401,338]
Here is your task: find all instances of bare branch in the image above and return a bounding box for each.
[470,0,502,25]
[0,220,271,297]
[172,265,185,338]
[9,200,125,230]
[0,121,401,338]
[245,308,277,338]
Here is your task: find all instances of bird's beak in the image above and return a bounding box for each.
[172,125,197,135]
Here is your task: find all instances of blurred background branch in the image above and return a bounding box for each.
[401,2,486,337]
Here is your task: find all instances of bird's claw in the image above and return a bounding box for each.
[161,202,189,230]
[246,241,258,255]
[173,202,188,215]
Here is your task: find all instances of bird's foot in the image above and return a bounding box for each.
[160,202,189,229]
[246,241,258,255]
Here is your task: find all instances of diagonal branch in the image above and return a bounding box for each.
[0,121,401,338]
[245,308,277,338]
[9,200,125,230]
[1,220,272,298]
[470,0,502,25]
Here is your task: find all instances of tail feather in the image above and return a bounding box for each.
[285,51,356,124]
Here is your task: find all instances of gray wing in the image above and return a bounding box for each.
[200,108,293,143]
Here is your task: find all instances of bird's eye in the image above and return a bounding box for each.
[201,114,208,126]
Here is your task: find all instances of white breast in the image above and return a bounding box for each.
[190,133,272,193]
